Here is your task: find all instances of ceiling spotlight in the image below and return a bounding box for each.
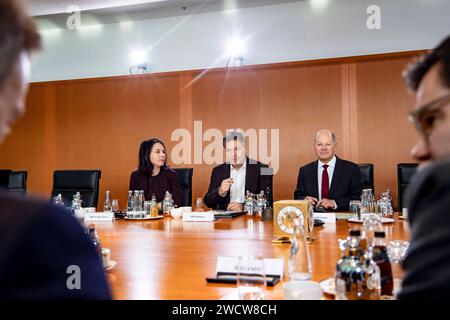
[129,48,148,75]
[310,0,330,11]
[226,36,246,67]
[130,48,147,65]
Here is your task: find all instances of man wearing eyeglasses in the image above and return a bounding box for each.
[293,129,362,211]
[398,35,450,299]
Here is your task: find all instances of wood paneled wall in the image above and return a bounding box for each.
[0,51,424,210]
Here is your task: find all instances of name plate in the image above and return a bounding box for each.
[313,212,336,224]
[84,212,114,222]
[336,212,355,220]
[182,211,215,222]
[216,256,284,278]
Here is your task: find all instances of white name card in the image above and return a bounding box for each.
[84,212,114,222]
[216,256,284,278]
[313,212,336,224]
[182,211,215,222]
[336,212,355,220]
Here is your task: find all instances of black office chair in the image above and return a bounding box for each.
[7,171,28,196]
[0,170,11,189]
[358,163,375,194]
[172,168,193,207]
[397,163,418,210]
[51,170,101,208]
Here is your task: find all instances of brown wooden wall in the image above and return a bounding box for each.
[0,51,424,210]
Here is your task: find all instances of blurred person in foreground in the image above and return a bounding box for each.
[398,35,450,299]
[0,0,111,299]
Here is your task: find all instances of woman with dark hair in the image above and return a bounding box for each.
[129,138,182,208]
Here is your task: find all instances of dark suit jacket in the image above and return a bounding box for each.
[398,159,450,299]
[204,158,273,210]
[0,192,111,299]
[293,156,362,210]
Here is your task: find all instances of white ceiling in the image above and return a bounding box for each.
[23,0,302,17]
[23,0,172,16]
[29,0,302,29]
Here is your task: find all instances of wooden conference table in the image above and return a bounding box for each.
[96,214,410,300]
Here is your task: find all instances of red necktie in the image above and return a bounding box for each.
[321,164,329,199]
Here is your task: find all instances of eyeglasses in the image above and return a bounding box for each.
[408,93,450,139]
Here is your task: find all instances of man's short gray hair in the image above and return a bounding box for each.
[314,130,337,143]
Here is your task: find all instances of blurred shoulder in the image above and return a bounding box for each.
[412,159,450,192]
[0,192,79,241]
[424,159,450,181]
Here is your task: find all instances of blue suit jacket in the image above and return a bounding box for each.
[0,192,111,299]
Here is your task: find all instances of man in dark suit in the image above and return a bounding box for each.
[0,0,110,299]
[397,35,450,299]
[294,129,362,211]
[204,130,273,211]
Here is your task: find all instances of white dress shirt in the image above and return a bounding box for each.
[229,161,246,203]
[317,155,338,209]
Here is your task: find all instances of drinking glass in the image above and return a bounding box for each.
[387,240,409,264]
[144,201,152,216]
[349,200,361,220]
[387,240,410,296]
[195,198,205,212]
[289,220,313,281]
[236,256,266,300]
[307,207,314,242]
[361,189,375,214]
[362,213,382,246]
[111,199,120,213]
